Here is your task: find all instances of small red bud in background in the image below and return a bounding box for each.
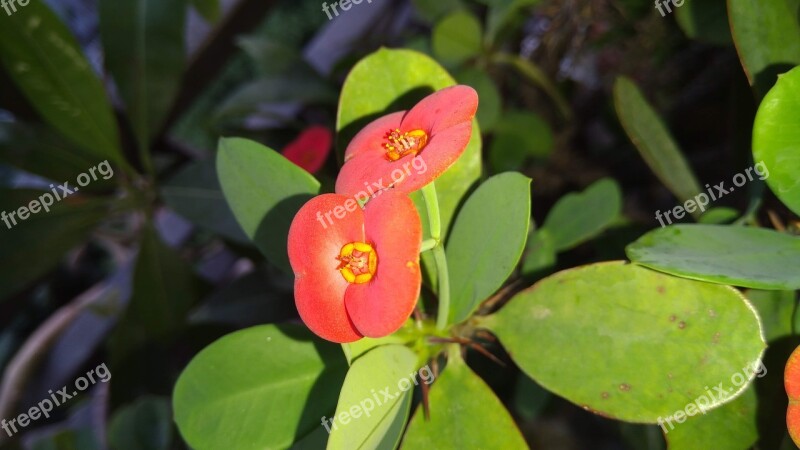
[282,125,332,174]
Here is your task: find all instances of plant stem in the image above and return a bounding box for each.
[421,183,451,330]
[432,245,451,329]
[420,239,437,252]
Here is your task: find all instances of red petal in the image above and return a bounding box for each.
[288,194,365,342]
[282,125,333,174]
[345,192,422,337]
[400,85,478,136]
[343,111,405,162]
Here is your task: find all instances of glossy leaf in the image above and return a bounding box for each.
[666,387,758,450]
[482,261,766,422]
[108,396,172,450]
[0,1,123,164]
[728,0,800,96]
[626,224,800,290]
[432,10,483,65]
[0,190,108,300]
[216,137,320,272]
[447,173,531,324]
[456,67,501,131]
[614,77,702,211]
[162,158,248,243]
[520,228,557,276]
[337,48,482,231]
[698,207,739,224]
[747,289,796,343]
[674,0,732,46]
[403,352,528,449]
[0,122,115,193]
[111,225,199,359]
[752,65,800,216]
[327,345,416,450]
[483,0,541,44]
[99,0,187,145]
[411,0,463,22]
[489,110,553,171]
[540,178,622,251]
[173,324,348,450]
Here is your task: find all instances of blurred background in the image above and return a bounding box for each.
[0,0,790,448]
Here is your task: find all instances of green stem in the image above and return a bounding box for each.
[421,183,451,330]
[432,245,451,330]
[420,239,437,252]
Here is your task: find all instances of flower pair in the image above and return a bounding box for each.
[288,85,479,343]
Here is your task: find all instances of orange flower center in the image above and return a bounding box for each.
[384,129,428,161]
[337,242,378,284]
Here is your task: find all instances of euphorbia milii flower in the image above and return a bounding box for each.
[282,125,332,174]
[335,85,478,197]
[287,191,422,343]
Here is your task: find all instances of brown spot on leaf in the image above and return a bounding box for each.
[657,285,666,294]
[712,332,721,344]
[669,315,677,322]
[601,392,610,399]
[678,321,686,329]
[619,383,631,391]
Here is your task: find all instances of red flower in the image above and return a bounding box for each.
[335,85,478,197]
[282,125,332,174]
[287,191,422,343]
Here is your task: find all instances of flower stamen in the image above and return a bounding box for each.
[384,129,428,161]
[337,242,378,284]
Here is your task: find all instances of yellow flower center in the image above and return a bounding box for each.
[384,129,428,161]
[337,242,378,284]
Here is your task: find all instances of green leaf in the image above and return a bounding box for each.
[337,48,482,231]
[173,324,348,450]
[341,320,416,365]
[403,353,528,449]
[327,345,417,450]
[108,396,172,450]
[0,190,107,300]
[447,173,531,324]
[752,65,800,216]
[698,207,739,224]
[190,0,220,22]
[216,137,320,272]
[411,0,463,22]
[455,68,502,131]
[432,10,483,65]
[483,0,541,44]
[540,178,622,252]
[482,261,766,422]
[728,0,800,96]
[665,386,758,450]
[30,430,100,450]
[489,110,553,172]
[0,122,115,193]
[162,158,248,243]
[520,228,556,276]
[613,77,702,211]
[746,289,796,343]
[110,225,200,359]
[99,0,187,145]
[0,1,123,164]
[626,224,800,290]
[215,74,338,122]
[674,0,732,46]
